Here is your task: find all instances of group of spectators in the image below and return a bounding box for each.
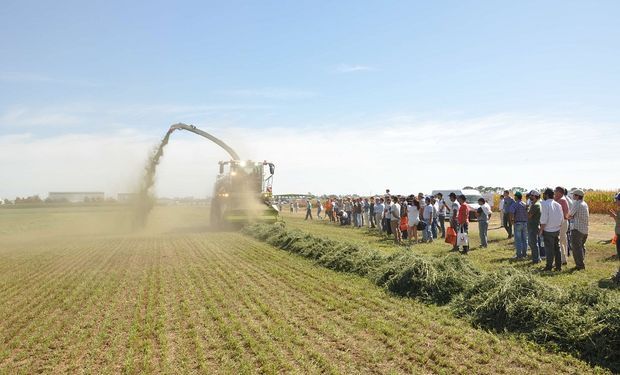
[283,188,620,280]
[499,187,590,272]
[298,192,491,255]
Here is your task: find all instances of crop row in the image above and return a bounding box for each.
[243,223,620,372]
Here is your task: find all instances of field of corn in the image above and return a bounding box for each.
[0,205,618,374]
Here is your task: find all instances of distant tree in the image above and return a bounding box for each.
[463,186,474,190]
[3,199,11,205]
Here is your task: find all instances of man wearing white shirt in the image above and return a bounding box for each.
[390,198,402,244]
[540,188,565,271]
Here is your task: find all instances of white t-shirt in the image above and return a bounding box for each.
[437,199,447,215]
[407,205,420,224]
[390,203,401,221]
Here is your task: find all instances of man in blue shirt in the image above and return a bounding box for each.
[509,191,528,258]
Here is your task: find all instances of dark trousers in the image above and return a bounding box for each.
[305,209,313,220]
[570,230,587,269]
[543,231,561,270]
[502,212,512,237]
[450,218,459,250]
[383,218,392,235]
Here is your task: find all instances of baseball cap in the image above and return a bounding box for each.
[571,189,585,197]
[529,190,540,197]
[514,191,523,198]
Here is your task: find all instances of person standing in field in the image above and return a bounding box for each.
[344,198,353,226]
[554,186,570,265]
[316,198,323,220]
[609,193,620,283]
[422,197,434,243]
[540,188,564,271]
[399,202,409,240]
[509,191,528,259]
[456,194,470,254]
[476,197,491,248]
[304,199,313,220]
[375,198,384,231]
[324,198,333,222]
[430,196,439,240]
[366,198,374,228]
[383,196,392,236]
[390,197,402,244]
[527,190,543,264]
[449,192,460,251]
[502,190,514,239]
[567,189,588,270]
[436,193,447,238]
[353,198,362,228]
[499,196,505,228]
[407,198,421,244]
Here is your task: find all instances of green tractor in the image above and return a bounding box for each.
[166,123,278,227]
[211,160,278,226]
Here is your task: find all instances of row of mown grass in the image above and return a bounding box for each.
[243,223,620,372]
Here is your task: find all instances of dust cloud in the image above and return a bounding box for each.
[132,128,174,228]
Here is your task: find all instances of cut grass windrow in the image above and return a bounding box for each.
[243,223,620,373]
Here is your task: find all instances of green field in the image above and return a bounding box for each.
[0,206,616,374]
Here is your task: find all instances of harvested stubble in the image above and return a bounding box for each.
[244,223,620,372]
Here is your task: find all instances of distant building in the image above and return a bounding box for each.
[48,192,104,203]
[117,193,137,202]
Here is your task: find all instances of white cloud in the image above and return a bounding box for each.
[337,64,376,73]
[0,113,617,200]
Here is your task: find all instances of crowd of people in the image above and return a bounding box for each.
[281,188,620,281]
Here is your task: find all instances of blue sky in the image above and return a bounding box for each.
[1,1,619,198]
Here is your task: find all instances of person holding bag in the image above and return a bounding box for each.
[456,194,470,254]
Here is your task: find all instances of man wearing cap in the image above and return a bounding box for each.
[509,191,528,259]
[540,188,564,271]
[568,189,589,270]
[527,190,543,263]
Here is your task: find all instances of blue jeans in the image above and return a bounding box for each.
[423,219,432,241]
[478,220,488,247]
[528,226,541,262]
[514,222,528,258]
[431,217,438,239]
